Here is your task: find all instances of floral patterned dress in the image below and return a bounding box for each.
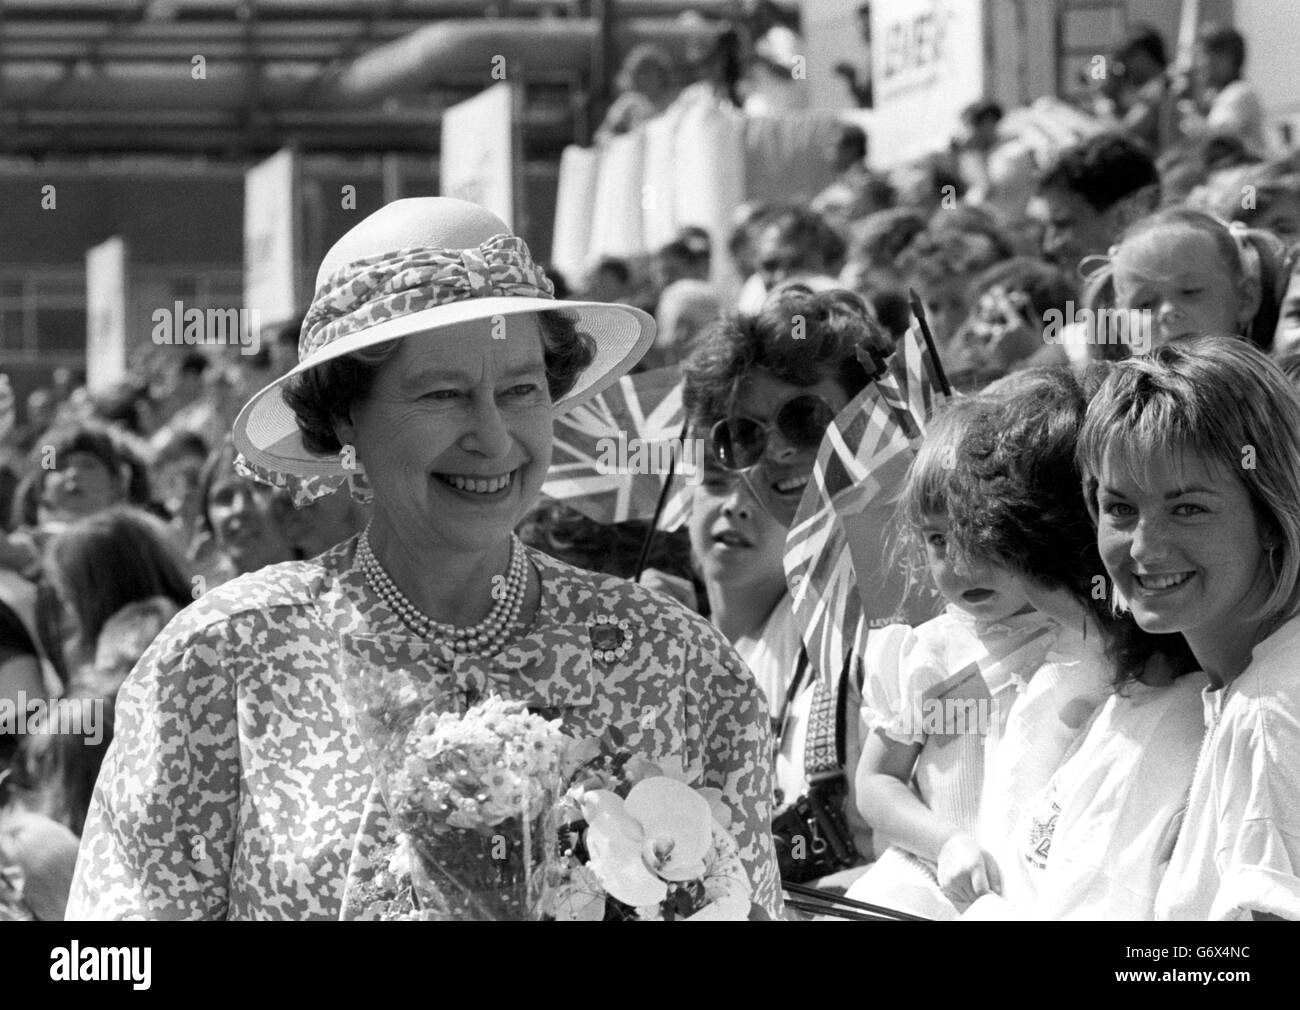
[65,536,782,920]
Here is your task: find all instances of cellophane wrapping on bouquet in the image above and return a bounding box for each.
[339,647,569,920]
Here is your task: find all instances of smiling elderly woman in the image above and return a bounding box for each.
[66,198,781,920]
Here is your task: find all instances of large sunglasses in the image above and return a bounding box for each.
[708,393,838,471]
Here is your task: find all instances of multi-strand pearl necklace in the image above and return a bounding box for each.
[356,523,527,655]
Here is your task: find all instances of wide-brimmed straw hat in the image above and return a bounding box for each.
[232,197,654,505]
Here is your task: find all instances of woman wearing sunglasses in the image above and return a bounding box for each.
[681,285,892,888]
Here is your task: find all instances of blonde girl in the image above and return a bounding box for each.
[1081,207,1289,356]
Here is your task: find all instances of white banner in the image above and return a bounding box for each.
[870,0,987,167]
[551,144,601,285]
[441,82,516,229]
[553,100,847,298]
[85,236,128,395]
[589,128,646,261]
[641,105,685,253]
[673,101,747,296]
[244,148,300,330]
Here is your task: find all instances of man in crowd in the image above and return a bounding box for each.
[1105,24,1181,154]
[1032,132,1160,277]
[1182,23,1269,157]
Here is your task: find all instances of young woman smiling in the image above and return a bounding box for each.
[1078,336,1300,920]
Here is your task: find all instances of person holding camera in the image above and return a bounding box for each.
[681,285,893,892]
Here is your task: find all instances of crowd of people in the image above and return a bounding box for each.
[0,341,373,919]
[2,16,1298,921]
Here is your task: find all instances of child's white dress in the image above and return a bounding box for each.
[845,606,1060,919]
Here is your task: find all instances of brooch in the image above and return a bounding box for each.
[588,614,633,663]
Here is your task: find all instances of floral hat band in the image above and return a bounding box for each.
[297,233,555,363]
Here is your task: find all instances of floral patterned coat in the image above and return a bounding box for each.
[65,537,782,920]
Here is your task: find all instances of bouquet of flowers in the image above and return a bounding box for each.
[342,656,570,920]
[339,636,751,921]
[544,731,753,921]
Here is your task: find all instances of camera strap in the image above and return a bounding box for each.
[774,646,810,750]
[803,651,857,778]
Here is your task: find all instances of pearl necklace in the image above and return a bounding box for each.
[356,524,527,655]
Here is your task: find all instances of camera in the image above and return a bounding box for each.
[772,773,862,884]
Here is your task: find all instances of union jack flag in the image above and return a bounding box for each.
[888,319,947,430]
[785,322,951,684]
[541,365,694,530]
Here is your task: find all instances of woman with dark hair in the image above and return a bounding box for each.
[193,435,368,587]
[685,285,890,449]
[683,285,892,887]
[1,423,152,573]
[748,204,848,296]
[31,423,151,528]
[151,428,209,548]
[940,367,1203,918]
[0,425,158,687]
[69,198,782,921]
[43,506,193,678]
[192,436,296,585]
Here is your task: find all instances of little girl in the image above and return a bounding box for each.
[948,369,1203,920]
[848,397,1068,919]
[1084,207,1289,356]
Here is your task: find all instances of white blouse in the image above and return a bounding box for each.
[1156,613,1300,920]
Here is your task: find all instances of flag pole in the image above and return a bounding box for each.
[907,288,952,397]
[633,418,689,582]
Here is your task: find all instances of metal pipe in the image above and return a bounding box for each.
[0,15,721,111]
[312,19,599,108]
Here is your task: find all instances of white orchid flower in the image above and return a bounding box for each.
[581,778,714,907]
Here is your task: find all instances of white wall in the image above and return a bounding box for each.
[1232,0,1300,123]
[801,0,871,111]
